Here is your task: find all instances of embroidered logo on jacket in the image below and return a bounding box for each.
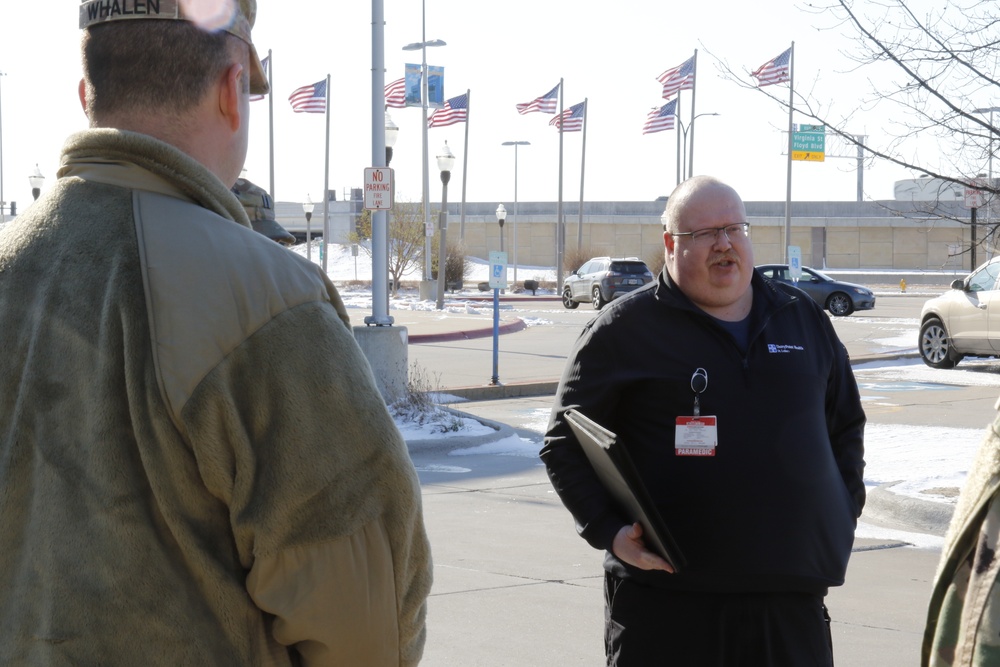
[767,343,805,354]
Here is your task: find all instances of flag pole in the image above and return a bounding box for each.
[577,99,588,250]
[556,78,565,290]
[688,49,698,178]
[322,73,331,273]
[459,88,470,241]
[784,42,795,264]
[675,89,683,186]
[267,49,275,201]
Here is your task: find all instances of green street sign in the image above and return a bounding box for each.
[792,125,825,162]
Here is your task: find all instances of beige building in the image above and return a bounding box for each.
[275,192,983,273]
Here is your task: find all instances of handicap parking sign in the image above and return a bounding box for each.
[488,251,508,289]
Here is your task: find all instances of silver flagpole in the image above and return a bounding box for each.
[460,88,470,241]
[578,99,587,250]
[556,78,565,290]
[784,42,794,264]
[322,73,331,273]
[688,49,697,178]
[675,88,683,186]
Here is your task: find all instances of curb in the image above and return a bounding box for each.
[861,482,954,537]
[408,317,528,344]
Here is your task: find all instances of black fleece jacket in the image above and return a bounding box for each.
[541,268,866,595]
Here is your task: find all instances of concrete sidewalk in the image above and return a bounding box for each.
[410,401,943,667]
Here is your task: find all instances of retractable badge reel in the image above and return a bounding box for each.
[675,368,718,457]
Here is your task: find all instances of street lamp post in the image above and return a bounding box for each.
[496,203,506,296]
[490,206,505,386]
[402,5,446,283]
[381,111,399,301]
[495,204,506,253]
[384,110,399,167]
[302,196,315,262]
[435,142,455,310]
[28,164,44,201]
[973,107,1000,256]
[677,112,719,181]
[501,141,529,284]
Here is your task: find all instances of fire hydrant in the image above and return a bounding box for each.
[900,278,907,293]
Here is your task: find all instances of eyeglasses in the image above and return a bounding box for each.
[669,222,750,245]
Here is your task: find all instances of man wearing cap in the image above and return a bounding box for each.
[0,2,431,665]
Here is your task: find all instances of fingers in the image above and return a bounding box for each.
[612,524,675,573]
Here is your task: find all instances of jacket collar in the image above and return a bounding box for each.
[58,129,251,229]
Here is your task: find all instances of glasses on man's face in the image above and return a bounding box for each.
[669,222,750,246]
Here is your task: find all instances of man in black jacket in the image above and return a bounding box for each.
[541,176,866,666]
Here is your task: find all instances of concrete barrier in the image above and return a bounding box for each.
[354,325,409,401]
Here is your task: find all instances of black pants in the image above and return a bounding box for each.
[604,574,834,666]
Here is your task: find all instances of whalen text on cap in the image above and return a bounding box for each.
[80,0,179,29]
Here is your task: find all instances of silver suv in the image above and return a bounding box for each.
[562,257,654,310]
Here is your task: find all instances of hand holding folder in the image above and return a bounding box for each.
[565,409,686,572]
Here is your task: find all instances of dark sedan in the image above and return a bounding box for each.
[756,264,876,316]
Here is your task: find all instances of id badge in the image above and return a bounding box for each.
[675,416,718,456]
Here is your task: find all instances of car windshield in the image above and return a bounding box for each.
[611,261,648,274]
[808,268,833,281]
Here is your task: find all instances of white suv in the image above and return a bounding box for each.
[919,256,1000,368]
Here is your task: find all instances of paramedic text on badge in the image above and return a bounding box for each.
[677,368,717,456]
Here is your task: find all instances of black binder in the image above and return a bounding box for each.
[565,409,686,572]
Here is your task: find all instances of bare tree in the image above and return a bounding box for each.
[712,0,1000,258]
[349,201,426,296]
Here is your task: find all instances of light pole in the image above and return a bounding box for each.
[490,206,504,386]
[973,107,1000,254]
[501,140,529,283]
[435,142,455,310]
[302,196,314,262]
[382,110,399,299]
[677,112,719,181]
[384,110,399,167]
[28,164,44,201]
[402,4,446,283]
[495,204,506,253]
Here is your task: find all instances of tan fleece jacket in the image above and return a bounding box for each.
[0,129,431,665]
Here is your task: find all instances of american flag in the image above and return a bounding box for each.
[752,48,792,87]
[385,77,406,109]
[516,83,560,115]
[642,99,678,135]
[288,79,327,113]
[657,56,695,100]
[250,55,270,102]
[549,101,586,132]
[428,94,469,128]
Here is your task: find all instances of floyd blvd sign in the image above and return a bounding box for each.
[363,167,394,211]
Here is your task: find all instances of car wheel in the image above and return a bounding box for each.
[592,286,607,310]
[919,318,959,369]
[562,288,579,309]
[826,293,854,316]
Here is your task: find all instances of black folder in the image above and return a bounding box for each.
[565,409,686,572]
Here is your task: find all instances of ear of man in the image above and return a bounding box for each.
[219,62,246,133]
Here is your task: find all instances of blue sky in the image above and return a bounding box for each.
[0,0,953,211]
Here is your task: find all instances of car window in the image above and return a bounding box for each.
[761,267,784,280]
[577,261,594,275]
[968,262,1000,292]
[611,261,648,274]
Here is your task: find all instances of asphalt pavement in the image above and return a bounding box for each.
[356,289,979,666]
